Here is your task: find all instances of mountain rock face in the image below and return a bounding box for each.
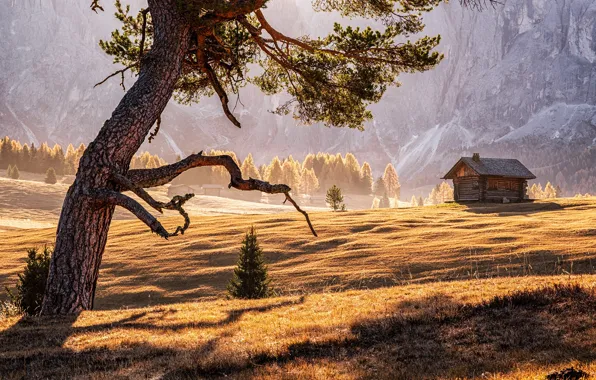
[1,0,595,193]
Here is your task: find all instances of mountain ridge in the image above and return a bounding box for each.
[1,0,595,193]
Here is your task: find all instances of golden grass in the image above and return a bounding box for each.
[2,198,595,309]
[1,197,596,378]
[1,278,595,379]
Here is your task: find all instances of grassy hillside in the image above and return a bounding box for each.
[1,198,596,378]
[2,198,595,309]
[1,278,595,379]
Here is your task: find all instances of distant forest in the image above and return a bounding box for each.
[172,150,400,197]
[0,136,166,175]
[3,135,586,200]
[0,136,401,198]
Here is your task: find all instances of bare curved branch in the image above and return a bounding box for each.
[204,61,242,128]
[128,151,288,191]
[111,173,195,237]
[94,64,135,90]
[111,173,165,212]
[86,189,171,239]
[128,151,317,236]
[284,192,318,237]
[90,0,103,13]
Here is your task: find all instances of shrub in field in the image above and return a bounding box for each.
[5,247,52,316]
[326,185,345,211]
[228,227,272,299]
[45,167,57,184]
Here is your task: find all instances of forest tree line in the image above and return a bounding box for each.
[3,136,588,201]
[0,136,166,176]
[1,136,402,198]
[173,150,402,198]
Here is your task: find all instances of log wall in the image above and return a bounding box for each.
[453,176,480,201]
[483,177,526,202]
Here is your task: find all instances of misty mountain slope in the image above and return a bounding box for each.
[0,0,595,193]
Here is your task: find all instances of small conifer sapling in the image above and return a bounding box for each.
[228,227,272,299]
[10,165,20,180]
[326,185,345,211]
[5,247,52,316]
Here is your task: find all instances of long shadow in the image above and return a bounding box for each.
[163,285,596,379]
[0,296,305,378]
[2,287,595,378]
[461,201,565,216]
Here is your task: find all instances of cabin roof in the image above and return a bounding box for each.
[442,157,536,180]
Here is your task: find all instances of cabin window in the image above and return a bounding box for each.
[488,179,513,190]
[488,180,515,191]
[497,181,509,190]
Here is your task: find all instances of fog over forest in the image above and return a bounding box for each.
[1,0,595,193]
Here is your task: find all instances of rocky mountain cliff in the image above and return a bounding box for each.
[1,0,595,193]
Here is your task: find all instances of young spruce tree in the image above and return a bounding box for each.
[326,185,345,211]
[6,247,52,316]
[228,227,271,299]
[380,192,391,208]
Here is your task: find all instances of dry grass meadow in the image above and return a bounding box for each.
[1,176,596,379]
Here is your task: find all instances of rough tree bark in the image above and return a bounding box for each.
[41,0,316,316]
[40,1,192,315]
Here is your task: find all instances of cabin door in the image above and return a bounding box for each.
[456,178,480,201]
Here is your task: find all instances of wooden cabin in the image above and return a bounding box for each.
[442,153,536,203]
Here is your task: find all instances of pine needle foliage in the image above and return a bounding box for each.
[228,227,272,299]
[326,185,345,211]
[5,247,52,316]
[95,1,498,130]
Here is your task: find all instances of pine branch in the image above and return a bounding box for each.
[204,60,242,128]
[138,8,150,70]
[86,189,170,239]
[88,185,194,239]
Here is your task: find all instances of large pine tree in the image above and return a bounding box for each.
[41,0,492,315]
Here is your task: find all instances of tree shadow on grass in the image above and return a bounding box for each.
[1,286,595,379]
[461,201,565,216]
[0,296,305,378]
[166,284,596,379]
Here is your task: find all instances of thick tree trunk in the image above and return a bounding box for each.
[41,1,190,315]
